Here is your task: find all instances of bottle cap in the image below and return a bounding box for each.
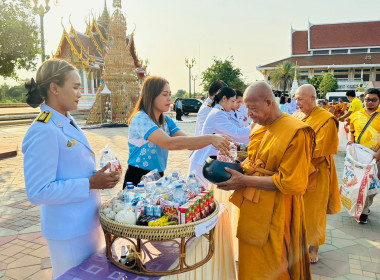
[127,185,134,190]
[156,182,162,186]
[175,184,182,189]
[137,183,144,188]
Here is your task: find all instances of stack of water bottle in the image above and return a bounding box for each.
[102,170,216,226]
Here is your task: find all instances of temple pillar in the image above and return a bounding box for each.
[83,70,88,94]
[91,71,95,93]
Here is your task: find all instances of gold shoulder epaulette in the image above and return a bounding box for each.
[36,111,52,123]
[207,103,212,107]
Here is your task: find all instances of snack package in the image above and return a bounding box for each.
[99,144,122,171]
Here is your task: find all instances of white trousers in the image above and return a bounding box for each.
[47,225,104,279]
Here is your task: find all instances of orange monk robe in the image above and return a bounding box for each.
[294,107,341,246]
[333,104,342,118]
[325,104,331,111]
[230,114,314,280]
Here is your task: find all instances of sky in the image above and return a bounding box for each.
[3,0,380,94]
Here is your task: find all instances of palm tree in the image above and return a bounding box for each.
[269,61,295,94]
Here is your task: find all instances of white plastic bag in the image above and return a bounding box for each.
[340,144,380,219]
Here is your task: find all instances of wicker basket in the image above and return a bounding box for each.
[99,200,219,241]
[99,200,220,275]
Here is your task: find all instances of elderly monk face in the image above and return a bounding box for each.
[332,100,336,105]
[244,82,276,125]
[295,85,317,115]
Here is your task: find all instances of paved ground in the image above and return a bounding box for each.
[0,113,379,279]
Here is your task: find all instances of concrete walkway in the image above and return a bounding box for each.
[0,117,379,279]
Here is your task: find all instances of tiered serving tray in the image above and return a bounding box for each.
[99,200,220,276]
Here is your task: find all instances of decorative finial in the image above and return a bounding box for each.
[294,61,298,81]
[113,0,121,9]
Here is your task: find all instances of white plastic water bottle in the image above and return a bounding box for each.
[154,182,163,196]
[100,150,109,168]
[135,183,146,198]
[123,185,135,203]
[187,174,199,194]
[173,184,186,205]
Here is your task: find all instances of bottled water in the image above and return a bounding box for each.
[123,185,135,204]
[135,183,146,198]
[217,142,237,163]
[170,172,179,183]
[100,150,110,168]
[154,182,163,196]
[145,181,155,201]
[173,184,186,205]
[187,174,199,194]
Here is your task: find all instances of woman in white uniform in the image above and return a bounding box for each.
[189,87,251,186]
[22,59,121,279]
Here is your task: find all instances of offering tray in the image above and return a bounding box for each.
[99,200,220,276]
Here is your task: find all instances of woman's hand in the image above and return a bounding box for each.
[216,167,246,190]
[89,163,121,190]
[210,134,232,155]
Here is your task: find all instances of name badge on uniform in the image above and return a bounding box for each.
[67,140,73,147]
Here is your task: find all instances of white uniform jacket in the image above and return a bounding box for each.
[190,104,251,165]
[194,98,212,136]
[22,104,100,240]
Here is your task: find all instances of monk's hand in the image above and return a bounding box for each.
[216,167,246,190]
[210,134,231,155]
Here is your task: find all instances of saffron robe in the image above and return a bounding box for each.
[230,114,314,280]
[294,107,341,246]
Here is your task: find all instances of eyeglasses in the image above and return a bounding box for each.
[364,98,379,102]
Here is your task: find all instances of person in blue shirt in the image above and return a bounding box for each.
[124,76,231,187]
[279,95,288,113]
[175,98,183,121]
[22,59,121,279]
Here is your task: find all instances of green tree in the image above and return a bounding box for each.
[269,61,295,94]
[173,89,186,100]
[318,73,338,98]
[201,57,246,93]
[306,76,323,91]
[0,0,40,78]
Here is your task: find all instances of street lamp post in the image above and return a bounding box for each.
[192,75,197,98]
[185,58,196,98]
[33,0,52,62]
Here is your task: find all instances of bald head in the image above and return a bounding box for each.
[295,84,317,114]
[244,81,275,103]
[243,81,282,125]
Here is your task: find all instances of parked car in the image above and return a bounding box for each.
[181,98,203,115]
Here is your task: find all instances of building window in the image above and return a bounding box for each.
[370,48,380,53]
[314,70,325,74]
[313,50,329,55]
[376,74,380,81]
[334,69,349,73]
[363,74,370,81]
[334,75,349,79]
[350,48,368,54]
[331,49,348,54]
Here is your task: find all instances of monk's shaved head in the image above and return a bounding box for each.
[295,84,317,115]
[244,81,275,103]
[243,81,282,125]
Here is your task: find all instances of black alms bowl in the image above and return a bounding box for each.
[202,156,244,184]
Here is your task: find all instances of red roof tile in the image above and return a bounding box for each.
[258,53,380,69]
[292,31,309,55]
[310,21,380,49]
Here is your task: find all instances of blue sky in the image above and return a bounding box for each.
[3,0,380,94]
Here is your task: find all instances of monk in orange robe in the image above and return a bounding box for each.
[294,85,341,263]
[217,82,314,280]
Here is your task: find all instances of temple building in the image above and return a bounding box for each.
[257,20,380,92]
[53,1,147,110]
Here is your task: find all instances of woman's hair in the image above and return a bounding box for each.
[280,96,286,104]
[287,97,291,103]
[211,87,236,107]
[129,76,169,126]
[209,80,227,97]
[234,89,243,98]
[25,59,76,108]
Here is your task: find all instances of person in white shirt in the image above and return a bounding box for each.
[189,87,251,187]
[195,80,227,136]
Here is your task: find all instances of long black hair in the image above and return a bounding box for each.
[211,87,236,107]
